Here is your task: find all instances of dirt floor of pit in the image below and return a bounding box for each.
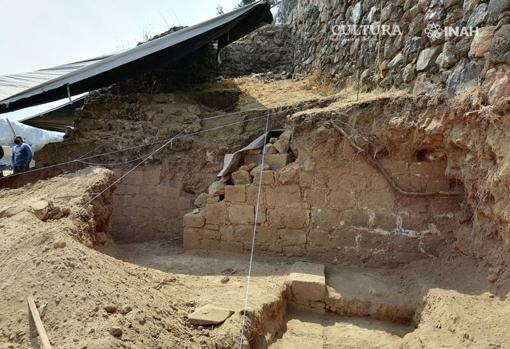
[99,240,510,348]
[269,310,412,349]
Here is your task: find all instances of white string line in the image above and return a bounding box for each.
[0,109,289,182]
[238,112,271,349]
[82,110,285,208]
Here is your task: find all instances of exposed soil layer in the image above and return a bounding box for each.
[1,78,510,348]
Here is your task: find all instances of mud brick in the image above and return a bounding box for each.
[307,228,332,250]
[396,196,429,214]
[244,153,289,170]
[370,211,397,231]
[279,229,307,247]
[282,246,306,257]
[357,188,396,210]
[266,185,301,207]
[228,204,254,225]
[201,239,222,250]
[299,170,313,187]
[311,208,339,228]
[245,185,264,205]
[207,196,220,204]
[225,185,246,203]
[425,179,451,192]
[268,207,309,229]
[338,209,370,228]
[205,202,226,225]
[304,188,329,207]
[428,197,461,215]
[219,225,234,241]
[183,228,203,250]
[203,229,221,241]
[330,227,359,248]
[253,170,275,185]
[123,170,144,185]
[379,159,409,176]
[221,241,244,253]
[205,224,219,231]
[183,211,205,228]
[141,166,161,185]
[256,207,267,224]
[358,231,391,250]
[329,190,356,210]
[234,225,255,242]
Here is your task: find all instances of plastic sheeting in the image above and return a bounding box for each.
[217,129,284,177]
[0,57,109,102]
[0,1,272,114]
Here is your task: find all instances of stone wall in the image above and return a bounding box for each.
[288,0,509,97]
[219,25,294,76]
[183,127,464,267]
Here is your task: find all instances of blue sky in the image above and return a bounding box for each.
[0,0,240,75]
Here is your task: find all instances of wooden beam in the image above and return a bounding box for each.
[27,296,52,349]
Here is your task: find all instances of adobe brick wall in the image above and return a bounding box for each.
[183,128,463,267]
[111,165,194,242]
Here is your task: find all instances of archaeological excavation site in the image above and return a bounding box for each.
[1,0,510,348]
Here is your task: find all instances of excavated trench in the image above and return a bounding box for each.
[100,240,419,348]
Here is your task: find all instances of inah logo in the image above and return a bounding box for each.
[424,23,479,39]
[424,23,443,40]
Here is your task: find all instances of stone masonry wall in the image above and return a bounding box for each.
[288,0,509,98]
[219,24,294,77]
[183,127,464,267]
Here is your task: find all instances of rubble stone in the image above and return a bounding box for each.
[232,170,252,185]
[188,305,234,326]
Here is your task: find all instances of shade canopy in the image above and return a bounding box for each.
[0,1,272,119]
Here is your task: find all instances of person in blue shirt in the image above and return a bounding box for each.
[12,136,33,174]
[0,146,5,177]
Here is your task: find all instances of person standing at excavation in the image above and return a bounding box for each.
[11,136,33,174]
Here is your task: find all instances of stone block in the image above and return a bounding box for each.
[279,229,307,247]
[329,190,356,210]
[188,305,234,326]
[205,202,226,225]
[194,193,209,208]
[304,188,329,207]
[266,185,301,208]
[232,169,252,185]
[276,163,299,184]
[357,188,396,210]
[244,153,289,170]
[299,170,313,187]
[183,211,205,228]
[253,170,275,185]
[246,185,266,205]
[203,229,221,241]
[225,185,246,203]
[143,166,161,185]
[338,209,369,228]
[228,204,254,225]
[123,170,144,185]
[268,207,309,229]
[311,208,339,228]
[183,228,203,250]
[288,262,326,311]
[307,228,332,250]
[330,228,359,248]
